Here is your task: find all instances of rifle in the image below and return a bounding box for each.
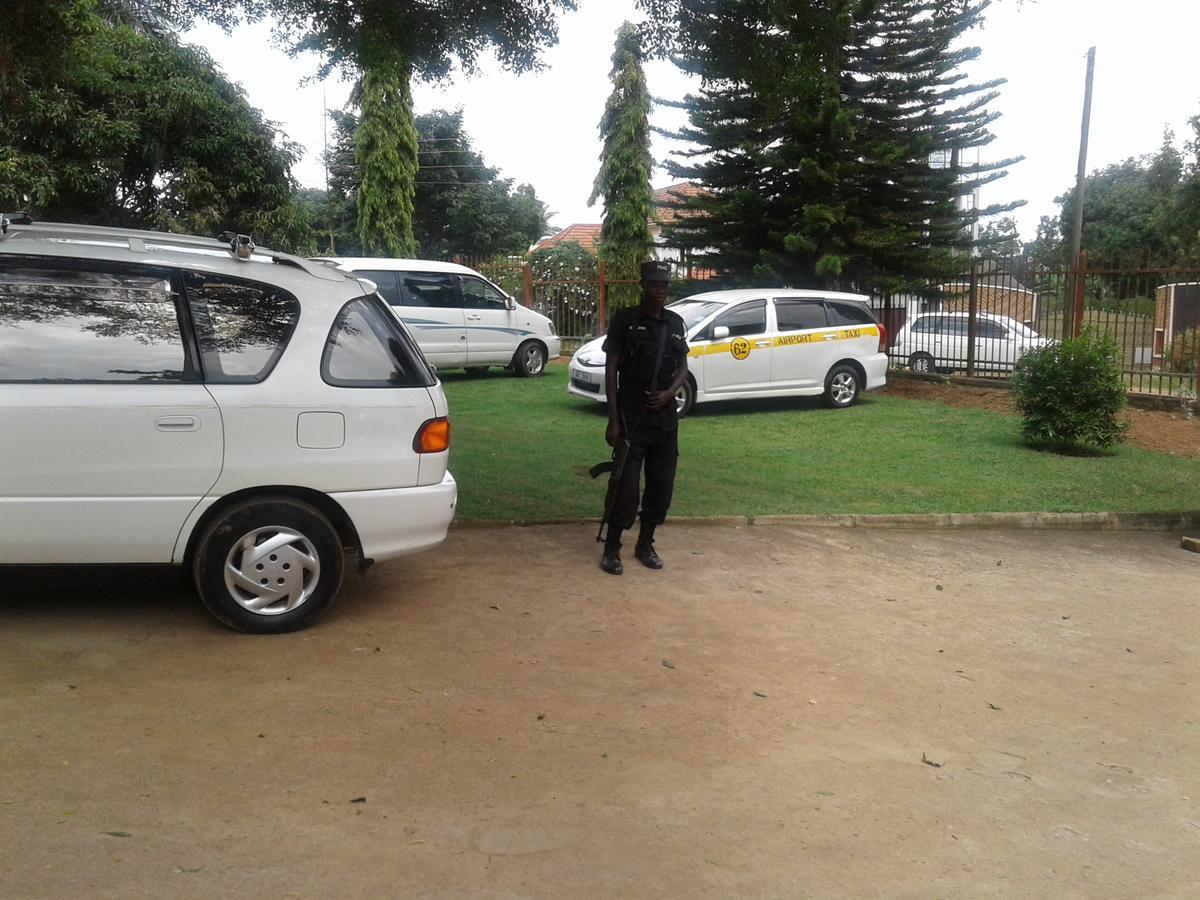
[590,316,671,543]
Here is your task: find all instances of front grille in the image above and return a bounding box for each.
[571,376,601,393]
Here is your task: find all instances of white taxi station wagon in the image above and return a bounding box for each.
[319,257,561,377]
[569,289,889,413]
[0,218,458,633]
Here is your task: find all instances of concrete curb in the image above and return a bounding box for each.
[453,511,1200,531]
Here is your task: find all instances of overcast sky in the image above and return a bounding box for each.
[188,0,1200,243]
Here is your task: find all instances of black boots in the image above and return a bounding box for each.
[634,523,663,570]
[600,531,623,575]
[601,525,663,574]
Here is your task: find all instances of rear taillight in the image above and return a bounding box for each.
[877,322,888,352]
[414,417,450,453]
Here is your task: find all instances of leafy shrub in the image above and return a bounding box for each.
[1011,331,1129,451]
[1165,328,1200,374]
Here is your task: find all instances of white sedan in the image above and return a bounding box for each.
[568,289,889,414]
[891,311,1048,374]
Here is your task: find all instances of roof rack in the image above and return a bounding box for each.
[2,220,343,282]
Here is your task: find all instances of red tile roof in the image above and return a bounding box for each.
[652,182,708,225]
[534,184,709,253]
[533,223,601,253]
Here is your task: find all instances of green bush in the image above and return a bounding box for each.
[1011,331,1130,451]
[1165,328,1200,374]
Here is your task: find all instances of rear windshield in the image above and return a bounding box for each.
[322,295,437,388]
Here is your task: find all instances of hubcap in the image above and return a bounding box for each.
[224,527,320,615]
[675,385,689,414]
[831,373,856,404]
[912,356,930,373]
[524,346,545,375]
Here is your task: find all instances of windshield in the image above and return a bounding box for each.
[669,299,726,331]
[1010,321,1041,339]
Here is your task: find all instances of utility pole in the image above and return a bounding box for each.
[1068,47,1096,334]
[324,87,335,255]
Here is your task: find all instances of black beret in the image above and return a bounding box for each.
[640,260,672,283]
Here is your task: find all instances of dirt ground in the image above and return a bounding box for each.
[882,378,1200,459]
[2,525,1199,898]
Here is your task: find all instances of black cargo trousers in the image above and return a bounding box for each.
[608,419,679,531]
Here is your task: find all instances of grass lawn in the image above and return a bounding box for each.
[442,366,1200,521]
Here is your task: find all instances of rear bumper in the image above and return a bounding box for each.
[863,353,889,391]
[332,472,457,563]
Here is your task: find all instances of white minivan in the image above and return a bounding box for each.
[321,258,561,376]
[0,219,458,633]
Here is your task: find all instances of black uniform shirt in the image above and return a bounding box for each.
[602,306,689,430]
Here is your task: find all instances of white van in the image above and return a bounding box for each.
[1,220,457,633]
[321,258,561,376]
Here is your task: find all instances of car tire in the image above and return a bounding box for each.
[676,377,696,418]
[908,352,935,375]
[192,497,344,634]
[464,366,489,376]
[824,364,861,409]
[513,341,547,377]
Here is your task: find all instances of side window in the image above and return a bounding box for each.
[460,277,508,311]
[911,316,937,334]
[938,317,970,337]
[398,272,459,309]
[322,296,430,388]
[774,299,827,331]
[184,273,299,383]
[352,269,402,306]
[0,264,189,383]
[710,300,766,338]
[976,320,1008,340]
[825,301,875,327]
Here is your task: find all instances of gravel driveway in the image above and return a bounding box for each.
[2,525,1198,898]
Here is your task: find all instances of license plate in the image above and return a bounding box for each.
[573,368,596,384]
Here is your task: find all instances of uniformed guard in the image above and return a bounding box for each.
[598,260,689,575]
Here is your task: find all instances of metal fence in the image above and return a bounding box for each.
[446,250,1200,396]
[876,254,1200,397]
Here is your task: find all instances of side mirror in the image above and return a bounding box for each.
[712,325,730,340]
[506,296,517,310]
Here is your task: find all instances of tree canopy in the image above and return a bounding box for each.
[319,108,549,258]
[0,0,312,250]
[641,0,1023,293]
[1049,127,1200,264]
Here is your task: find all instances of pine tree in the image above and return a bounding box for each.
[354,62,419,256]
[590,22,655,288]
[649,0,1023,293]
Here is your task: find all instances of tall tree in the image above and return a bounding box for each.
[238,0,577,254]
[640,0,1022,293]
[319,108,549,258]
[354,64,419,256]
[590,23,655,285]
[978,216,1022,256]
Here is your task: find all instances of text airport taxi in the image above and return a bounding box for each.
[568,289,889,415]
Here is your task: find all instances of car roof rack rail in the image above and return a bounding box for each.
[1,220,344,282]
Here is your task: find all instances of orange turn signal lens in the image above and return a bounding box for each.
[414,417,450,453]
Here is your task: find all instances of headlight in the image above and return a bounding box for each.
[548,320,557,337]
[580,353,604,367]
